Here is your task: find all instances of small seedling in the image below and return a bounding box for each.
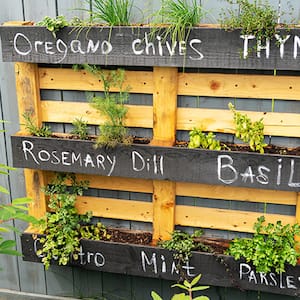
[151,274,210,300]
[71,117,89,140]
[188,129,222,150]
[22,112,52,137]
[36,15,69,37]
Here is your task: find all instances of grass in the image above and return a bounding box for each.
[89,0,133,25]
[153,0,205,43]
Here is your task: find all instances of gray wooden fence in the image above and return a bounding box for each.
[0,0,300,299]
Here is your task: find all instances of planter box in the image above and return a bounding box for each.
[1,25,300,70]
[11,134,300,191]
[21,232,300,297]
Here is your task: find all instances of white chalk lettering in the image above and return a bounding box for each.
[189,39,203,60]
[239,263,299,289]
[294,36,300,59]
[288,159,300,187]
[275,34,291,58]
[217,155,238,184]
[14,32,32,55]
[257,38,270,58]
[132,151,163,175]
[240,35,255,59]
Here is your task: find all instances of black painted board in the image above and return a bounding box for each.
[1,25,300,70]
[11,135,300,191]
[21,233,300,296]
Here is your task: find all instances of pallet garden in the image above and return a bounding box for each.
[1,21,300,297]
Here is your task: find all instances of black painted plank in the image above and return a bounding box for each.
[21,233,300,297]
[1,26,300,70]
[11,135,300,191]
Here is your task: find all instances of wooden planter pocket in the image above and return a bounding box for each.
[11,134,300,192]
[21,232,300,297]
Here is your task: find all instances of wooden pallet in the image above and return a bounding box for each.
[15,62,300,243]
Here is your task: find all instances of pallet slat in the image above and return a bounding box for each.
[175,205,296,233]
[76,196,152,222]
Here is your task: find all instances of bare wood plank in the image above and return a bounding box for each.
[295,193,300,244]
[39,68,154,94]
[150,67,178,242]
[24,169,47,220]
[76,196,153,222]
[41,101,153,128]
[178,73,300,101]
[152,181,176,243]
[15,63,42,130]
[177,107,300,138]
[175,205,296,233]
[45,172,153,193]
[176,182,297,205]
[15,62,48,219]
[151,67,178,146]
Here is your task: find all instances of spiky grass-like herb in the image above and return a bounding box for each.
[90,0,133,25]
[22,112,52,137]
[153,0,205,43]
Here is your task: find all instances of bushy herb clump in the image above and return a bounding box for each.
[37,173,109,269]
[220,0,279,43]
[83,64,132,147]
[227,216,300,273]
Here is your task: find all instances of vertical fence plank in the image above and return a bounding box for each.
[23,0,56,20]
[151,67,178,243]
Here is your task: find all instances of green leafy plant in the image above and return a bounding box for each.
[229,102,267,153]
[188,129,222,150]
[220,0,279,43]
[22,112,52,137]
[0,122,37,258]
[153,0,205,44]
[83,64,132,147]
[36,173,109,270]
[226,216,300,274]
[70,117,89,140]
[36,15,69,37]
[151,274,210,300]
[88,0,133,25]
[160,230,209,267]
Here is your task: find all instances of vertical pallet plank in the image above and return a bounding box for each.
[15,62,47,219]
[151,67,178,243]
[296,193,300,245]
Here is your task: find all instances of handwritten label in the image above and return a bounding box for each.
[217,154,300,188]
[11,30,300,64]
[240,263,299,290]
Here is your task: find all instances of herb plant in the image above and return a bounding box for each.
[22,112,52,137]
[89,0,133,25]
[36,173,109,269]
[151,274,210,300]
[229,102,267,153]
[226,216,300,274]
[188,129,222,150]
[84,64,132,147]
[71,117,89,140]
[160,230,209,266]
[153,0,205,44]
[220,0,279,44]
[0,122,37,258]
[36,15,69,37]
